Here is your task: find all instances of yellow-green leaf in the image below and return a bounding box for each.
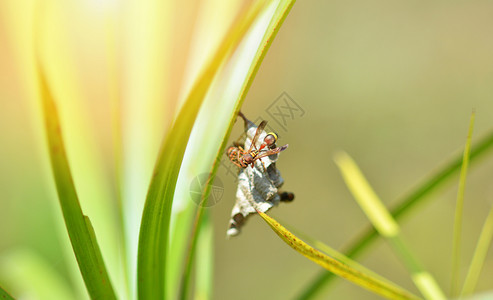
[461,205,493,297]
[451,111,475,296]
[334,151,445,300]
[178,1,296,299]
[37,62,116,299]
[136,2,268,299]
[296,130,493,300]
[257,211,420,300]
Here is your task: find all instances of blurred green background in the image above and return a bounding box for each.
[215,1,493,299]
[1,0,493,299]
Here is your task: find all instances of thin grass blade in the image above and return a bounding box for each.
[37,64,116,299]
[334,151,446,300]
[451,111,475,296]
[460,205,493,297]
[194,210,214,300]
[178,1,296,299]
[279,220,395,286]
[296,129,493,300]
[136,2,268,299]
[258,211,421,300]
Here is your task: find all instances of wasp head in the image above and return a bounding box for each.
[263,132,278,148]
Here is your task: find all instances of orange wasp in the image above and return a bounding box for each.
[227,119,288,169]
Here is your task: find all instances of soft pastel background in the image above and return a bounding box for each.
[1,0,493,299]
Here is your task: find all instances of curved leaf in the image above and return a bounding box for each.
[178,1,296,299]
[296,129,493,300]
[37,64,116,299]
[258,211,421,300]
[136,2,268,299]
[451,112,475,296]
[334,151,445,299]
[461,205,493,297]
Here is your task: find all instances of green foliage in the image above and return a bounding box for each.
[3,1,493,300]
[451,112,475,296]
[179,1,295,299]
[335,152,445,300]
[461,206,493,296]
[135,2,269,299]
[258,211,420,300]
[297,130,493,300]
[37,64,117,299]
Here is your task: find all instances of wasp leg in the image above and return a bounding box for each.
[259,157,267,174]
[230,160,243,168]
[235,149,247,168]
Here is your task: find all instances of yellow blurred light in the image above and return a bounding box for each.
[89,0,119,13]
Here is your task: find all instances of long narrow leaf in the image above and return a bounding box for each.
[37,65,116,299]
[460,205,493,296]
[334,151,446,300]
[194,210,214,300]
[451,111,475,296]
[258,211,421,300]
[0,285,14,300]
[136,2,267,299]
[178,1,295,299]
[278,220,395,286]
[296,130,493,300]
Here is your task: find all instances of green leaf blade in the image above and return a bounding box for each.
[136,3,268,299]
[460,205,493,296]
[258,211,421,300]
[296,129,493,300]
[334,151,446,300]
[37,65,116,299]
[177,1,296,299]
[451,111,475,296]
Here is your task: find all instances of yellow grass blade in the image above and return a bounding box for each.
[178,1,296,299]
[297,130,493,300]
[257,211,421,300]
[136,2,268,299]
[279,221,396,286]
[334,151,446,300]
[460,205,493,297]
[451,111,475,296]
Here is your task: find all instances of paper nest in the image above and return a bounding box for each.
[227,119,286,237]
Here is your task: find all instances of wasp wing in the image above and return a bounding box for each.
[247,120,267,152]
[255,144,289,160]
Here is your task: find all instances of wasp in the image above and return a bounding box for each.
[227,117,288,169]
[225,112,293,237]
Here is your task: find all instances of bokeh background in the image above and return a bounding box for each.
[1,0,493,299]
